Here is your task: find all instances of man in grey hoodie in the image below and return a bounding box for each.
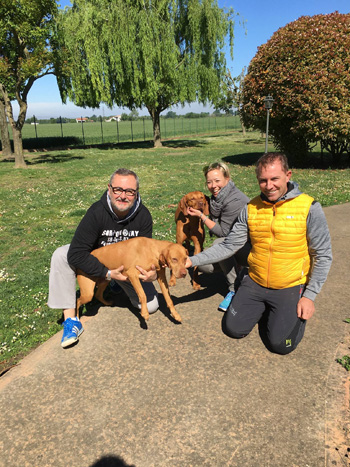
[186,153,332,354]
[48,168,158,348]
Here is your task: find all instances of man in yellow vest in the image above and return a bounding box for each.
[186,153,332,354]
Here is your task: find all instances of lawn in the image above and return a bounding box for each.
[1,129,349,372]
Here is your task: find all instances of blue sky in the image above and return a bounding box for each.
[18,0,350,119]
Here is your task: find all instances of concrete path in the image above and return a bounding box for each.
[0,204,349,467]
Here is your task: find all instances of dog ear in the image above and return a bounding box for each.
[203,195,210,216]
[179,196,188,215]
[159,253,168,268]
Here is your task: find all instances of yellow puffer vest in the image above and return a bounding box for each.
[247,193,314,289]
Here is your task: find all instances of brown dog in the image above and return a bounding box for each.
[170,191,209,290]
[76,237,188,322]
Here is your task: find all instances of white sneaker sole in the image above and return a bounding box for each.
[61,328,84,348]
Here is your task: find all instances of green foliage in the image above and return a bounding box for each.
[58,0,236,145]
[165,111,177,119]
[184,112,200,118]
[337,318,350,371]
[122,109,140,121]
[216,68,244,113]
[337,356,350,371]
[0,0,65,166]
[241,12,350,161]
[0,0,58,84]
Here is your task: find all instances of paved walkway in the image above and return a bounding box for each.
[0,204,349,467]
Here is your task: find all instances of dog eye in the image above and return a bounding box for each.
[172,258,178,263]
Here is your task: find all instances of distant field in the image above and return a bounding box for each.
[19,115,242,147]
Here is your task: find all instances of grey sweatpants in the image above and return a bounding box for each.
[198,237,250,291]
[47,244,159,313]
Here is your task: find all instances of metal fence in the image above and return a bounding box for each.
[15,115,242,149]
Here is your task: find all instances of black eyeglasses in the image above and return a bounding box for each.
[109,185,138,197]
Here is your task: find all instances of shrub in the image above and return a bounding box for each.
[241,12,350,162]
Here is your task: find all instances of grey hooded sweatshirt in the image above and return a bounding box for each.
[209,179,250,237]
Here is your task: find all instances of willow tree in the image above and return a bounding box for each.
[0,0,62,168]
[59,0,235,147]
[216,68,246,135]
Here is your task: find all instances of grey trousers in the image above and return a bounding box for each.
[47,244,159,313]
[198,237,250,291]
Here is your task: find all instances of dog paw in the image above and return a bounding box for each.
[171,312,182,323]
[140,311,150,321]
[192,283,201,291]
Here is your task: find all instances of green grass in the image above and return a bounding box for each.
[337,355,350,371]
[337,319,350,371]
[0,129,349,371]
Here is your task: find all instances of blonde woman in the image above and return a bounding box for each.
[187,161,250,311]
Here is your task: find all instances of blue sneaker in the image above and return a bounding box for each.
[218,291,235,312]
[61,318,83,348]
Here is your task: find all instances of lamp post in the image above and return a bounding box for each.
[264,95,274,153]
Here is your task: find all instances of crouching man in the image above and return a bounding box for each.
[48,168,158,348]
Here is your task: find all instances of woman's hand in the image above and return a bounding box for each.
[136,264,157,282]
[185,257,193,268]
[187,207,202,217]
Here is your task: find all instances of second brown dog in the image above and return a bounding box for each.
[76,237,188,322]
[170,191,209,290]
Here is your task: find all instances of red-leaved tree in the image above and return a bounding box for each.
[241,12,350,161]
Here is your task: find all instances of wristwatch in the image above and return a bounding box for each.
[106,270,112,281]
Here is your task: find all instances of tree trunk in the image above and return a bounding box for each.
[12,125,26,168]
[0,95,12,158]
[149,107,162,148]
[0,84,27,168]
[241,121,246,137]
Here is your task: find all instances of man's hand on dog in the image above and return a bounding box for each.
[136,264,157,282]
[110,265,129,281]
[109,265,157,282]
